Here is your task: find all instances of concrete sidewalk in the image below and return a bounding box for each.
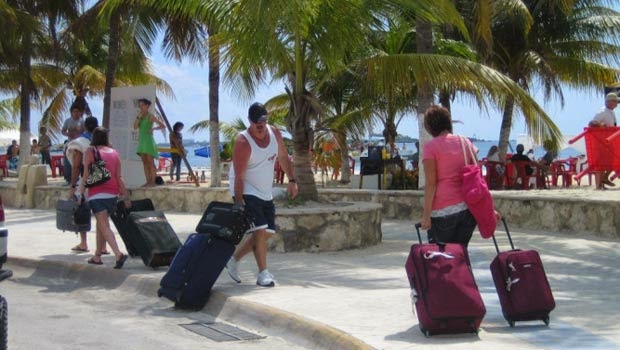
[4,207,620,350]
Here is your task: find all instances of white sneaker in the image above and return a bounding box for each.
[256,269,275,287]
[226,257,241,283]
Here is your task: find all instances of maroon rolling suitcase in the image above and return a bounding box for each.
[491,218,555,327]
[405,223,486,337]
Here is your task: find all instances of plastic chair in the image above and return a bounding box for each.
[51,155,64,178]
[0,155,7,177]
[482,160,506,190]
[157,157,171,172]
[551,158,577,187]
[575,159,593,186]
[510,161,536,190]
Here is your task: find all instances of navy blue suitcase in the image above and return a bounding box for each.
[158,233,234,310]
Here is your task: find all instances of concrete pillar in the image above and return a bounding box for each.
[15,165,29,208]
[25,165,48,208]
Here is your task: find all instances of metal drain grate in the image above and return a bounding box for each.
[180,322,264,342]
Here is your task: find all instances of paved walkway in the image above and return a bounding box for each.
[3,185,620,350]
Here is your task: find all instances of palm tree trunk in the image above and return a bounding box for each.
[292,124,317,199]
[208,29,222,187]
[289,91,318,199]
[290,36,318,200]
[19,30,33,169]
[334,131,351,183]
[384,119,398,156]
[102,11,121,128]
[497,97,515,162]
[416,18,434,189]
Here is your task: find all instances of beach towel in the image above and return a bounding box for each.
[460,137,496,239]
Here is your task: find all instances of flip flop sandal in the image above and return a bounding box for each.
[87,258,103,265]
[71,246,90,253]
[114,254,128,269]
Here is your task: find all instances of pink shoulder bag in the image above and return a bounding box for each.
[459,137,496,239]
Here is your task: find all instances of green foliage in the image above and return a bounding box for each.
[219,142,232,161]
[388,167,419,190]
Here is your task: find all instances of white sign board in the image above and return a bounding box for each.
[110,85,157,187]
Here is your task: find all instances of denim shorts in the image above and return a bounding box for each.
[427,209,477,247]
[241,195,276,233]
[89,197,117,214]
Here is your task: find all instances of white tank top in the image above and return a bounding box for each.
[229,126,278,200]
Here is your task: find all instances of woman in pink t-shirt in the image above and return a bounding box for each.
[420,105,478,247]
[77,127,130,268]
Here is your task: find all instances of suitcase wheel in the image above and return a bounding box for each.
[507,319,515,328]
[419,326,431,338]
[543,316,550,326]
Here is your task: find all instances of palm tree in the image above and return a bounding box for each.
[316,68,370,184]
[218,0,393,200]
[39,9,173,141]
[100,0,229,185]
[475,0,620,160]
[0,0,82,165]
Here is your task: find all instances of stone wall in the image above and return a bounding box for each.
[1,183,617,239]
[317,189,620,239]
[270,202,383,252]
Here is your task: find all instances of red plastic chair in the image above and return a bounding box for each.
[569,127,620,181]
[510,161,536,190]
[551,158,577,187]
[482,160,506,190]
[51,155,64,178]
[157,157,171,172]
[0,155,7,177]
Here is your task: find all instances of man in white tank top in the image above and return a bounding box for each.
[226,102,298,287]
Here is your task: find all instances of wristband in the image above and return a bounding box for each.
[289,179,296,183]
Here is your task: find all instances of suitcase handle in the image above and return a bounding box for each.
[492,217,515,254]
[414,223,447,246]
[414,223,423,244]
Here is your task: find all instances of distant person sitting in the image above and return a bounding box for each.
[486,145,500,162]
[509,144,534,175]
[527,149,535,161]
[537,140,557,187]
[485,145,505,190]
[6,140,19,170]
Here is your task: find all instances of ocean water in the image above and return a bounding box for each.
[171,140,582,172]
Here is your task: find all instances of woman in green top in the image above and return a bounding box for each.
[133,98,165,187]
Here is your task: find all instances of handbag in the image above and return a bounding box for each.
[459,137,496,238]
[85,146,112,188]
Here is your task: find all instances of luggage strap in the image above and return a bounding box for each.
[423,251,454,260]
[506,277,520,292]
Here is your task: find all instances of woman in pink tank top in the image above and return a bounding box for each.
[77,127,129,268]
[420,105,479,247]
